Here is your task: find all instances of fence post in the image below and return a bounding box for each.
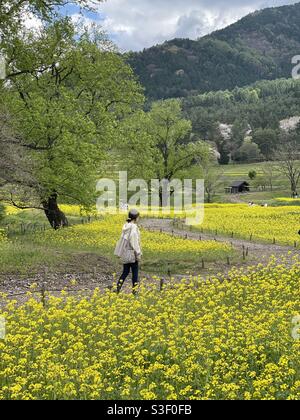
[41,284,46,308]
[160,278,164,292]
[167,264,171,280]
[41,267,48,308]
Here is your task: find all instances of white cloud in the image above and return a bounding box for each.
[23,12,43,31]
[91,0,298,51]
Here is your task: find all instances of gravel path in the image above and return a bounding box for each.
[141,218,299,267]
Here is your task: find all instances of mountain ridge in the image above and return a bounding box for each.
[128,2,300,100]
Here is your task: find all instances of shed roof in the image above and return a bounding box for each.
[230,181,250,187]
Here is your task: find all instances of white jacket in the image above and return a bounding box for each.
[114,222,142,263]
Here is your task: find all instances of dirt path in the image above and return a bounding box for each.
[141,218,299,268]
[0,253,117,304]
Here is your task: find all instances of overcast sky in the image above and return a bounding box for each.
[65,0,299,51]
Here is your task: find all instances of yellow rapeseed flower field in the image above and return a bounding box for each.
[34,214,232,263]
[5,203,300,247]
[276,198,300,203]
[197,204,300,246]
[0,258,300,400]
[140,203,300,246]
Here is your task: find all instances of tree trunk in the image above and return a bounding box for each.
[159,189,163,208]
[42,194,69,230]
[291,180,298,198]
[159,185,174,207]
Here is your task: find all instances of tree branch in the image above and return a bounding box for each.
[10,194,44,211]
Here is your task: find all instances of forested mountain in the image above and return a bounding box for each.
[128,2,300,100]
[183,78,300,135]
[182,78,300,163]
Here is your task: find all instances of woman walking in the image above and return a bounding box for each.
[114,209,142,294]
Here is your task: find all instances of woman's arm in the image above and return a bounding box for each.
[130,226,142,258]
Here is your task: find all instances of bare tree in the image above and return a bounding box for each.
[276,134,300,197]
[201,160,223,203]
[262,162,277,192]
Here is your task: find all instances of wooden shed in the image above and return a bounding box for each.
[225,181,250,194]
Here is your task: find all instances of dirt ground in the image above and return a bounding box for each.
[0,253,117,303]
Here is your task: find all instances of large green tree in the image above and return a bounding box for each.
[252,128,278,160]
[0,19,143,228]
[147,99,208,181]
[112,110,155,181]
[146,99,209,205]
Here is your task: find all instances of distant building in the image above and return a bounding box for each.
[225,181,250,194]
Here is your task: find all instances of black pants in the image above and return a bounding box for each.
[117,261,139,293]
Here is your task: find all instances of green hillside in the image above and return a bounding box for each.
[181,77,300,163]
[128,2,300,100]
[183,77,300,137]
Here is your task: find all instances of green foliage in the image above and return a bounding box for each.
[231,120,250,150]
[183,78,300,161]
[248,171,257,180]
[0,204,5,222]
[184,78,300,134]
[1,19,144,208]
[111,110,155,180]
[0,0,100,36]
[232,140,262,163]
[128,3,300,100]
[110,99,209,186]
[147,99,208,181]
[252,128,278,160]
[217,142,231,165]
